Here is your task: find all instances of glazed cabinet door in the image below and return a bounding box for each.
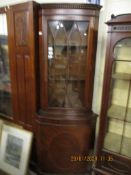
[100,37,131,174]
[40,14,97,111]
[0,9,13,119]
[95,14,131,175]
[104,38,131,157]
[48,20,88,108]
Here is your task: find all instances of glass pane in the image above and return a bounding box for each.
[107,78,129,120]
[121,123,131,157]
[104,38,131,156]
[0,14,12,117]
[104,119,124,153]
[112,61,131,74]
[77,22,88,46]
[69,23,81,45]
[121,83,131,158]
[114,38,131,61]
[48,20,88,108]
[127,88,131,122]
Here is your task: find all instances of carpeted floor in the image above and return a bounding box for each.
[0,170,36,175]
[30,172,93,175]
[0,170,93,175]
[30,173,91,175]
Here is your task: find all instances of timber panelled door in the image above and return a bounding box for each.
[0,1,38,170]
[6,2,37,130]
[0,2,101,174]
[94,14,131,175]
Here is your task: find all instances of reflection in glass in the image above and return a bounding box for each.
[113,38,131,61]
[104,119,123,153]
[104,38,131,158]
[0,14,12,116]
[48,21,88,107]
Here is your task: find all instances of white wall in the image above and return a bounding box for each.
[0,14,7,35]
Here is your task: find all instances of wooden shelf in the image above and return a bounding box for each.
[49,78,85,81]
[107,104,131,122]
[112,73,131,80]
[48,44,87,47]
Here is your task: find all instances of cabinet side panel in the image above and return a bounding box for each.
[7,2,38,130]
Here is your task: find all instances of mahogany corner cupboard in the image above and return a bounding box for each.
[94,14,131,175]
[0,2,101,174]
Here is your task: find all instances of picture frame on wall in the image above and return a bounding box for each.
[0,124,33,175]
[86,0,100,4]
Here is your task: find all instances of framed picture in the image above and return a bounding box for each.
[86,0,100,4]
[0,124,33,175]
[0,119,23,143]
